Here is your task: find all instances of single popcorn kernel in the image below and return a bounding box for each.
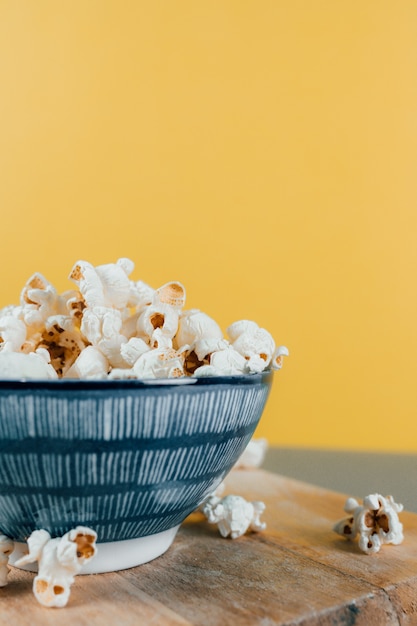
[333,493,404,555]
[22,274,49,304]
[202,494,266,539]
[15,526,97,608]
[37,317,86,377]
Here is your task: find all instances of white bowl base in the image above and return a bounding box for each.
[10,525,180,574]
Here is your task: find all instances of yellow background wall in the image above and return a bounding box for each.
[0,1,416,452]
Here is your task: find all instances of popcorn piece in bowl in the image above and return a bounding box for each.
[120,336,150,366]
[173,309,223,349]
[65,345,109,379]
[193,346,247,377]
[182,337,229,375]
[38,315,86,377]
[333,493,404,554]
[0,314,27,352]
[129,279,155,310]
[60,289,86,321]
[271,345,290,370]
[20,273,60,330]
[155,281,186,310]
[80,306,127,368]
[133,346,185,379]
[69,258,135,310]
[107,367,138,380]
[227,320,277,373]
[193,337,229,361]
[137,302,180,345]
[0,349,58,379]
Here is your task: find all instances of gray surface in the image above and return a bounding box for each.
[263,447,417,513]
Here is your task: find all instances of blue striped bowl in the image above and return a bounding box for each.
[1,372,273,572]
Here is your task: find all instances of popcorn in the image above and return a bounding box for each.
[120,336,150,366]
[14,526,97,607]
[20,273,59,329]
[0,350,58,379]
[227,320,276,373]
[137,302,179,344]
[81,306,122,345]
[0,534,14,587]
[60,289,86,321]
[193,337,229,361]
[271,345,289,370]
[69,258,134,309]
[155,281,186,310]
[80,306,127,368]
[173,309,223,349]
[183,337,229,375]
[193,346,247,377]
[0,257,288,380]
[0,314,26,352]
[227,319,258,342]
[150,328,175,350]
[333,494,404,554]
[129,280,155,310]
[65,345,109,379]
[108,367,137,380]
[38,315,86,377]
[120,310,141,340]
[133,347,185,379]
[202,494,266,539]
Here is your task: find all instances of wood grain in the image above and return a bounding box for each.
[2,468,417,624]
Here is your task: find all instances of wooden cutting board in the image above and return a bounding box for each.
[2,468,417,625]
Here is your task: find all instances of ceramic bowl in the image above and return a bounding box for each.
[0,372,273,573]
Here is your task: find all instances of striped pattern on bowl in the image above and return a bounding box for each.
[0,372,272,542]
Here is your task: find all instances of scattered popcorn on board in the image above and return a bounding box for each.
[0,534,14,587]
[333,494,404,554]
[0,258,288,380]
[196,436,269,539]
[202,494,266,539]
[14,526,97,608]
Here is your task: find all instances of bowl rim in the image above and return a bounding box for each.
[0,370,274,391]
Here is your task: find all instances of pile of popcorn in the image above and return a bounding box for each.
[0,258,288,380]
